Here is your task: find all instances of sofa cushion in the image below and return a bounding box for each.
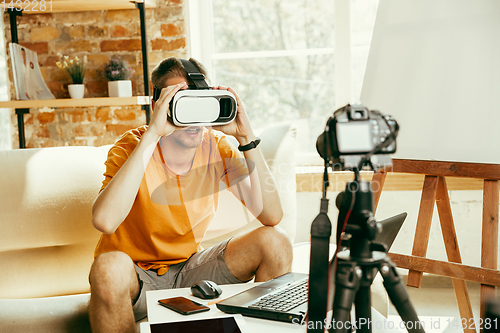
[0,294,91,333]
[0,146,110,298]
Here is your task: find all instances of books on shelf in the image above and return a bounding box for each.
[9,43,55,101]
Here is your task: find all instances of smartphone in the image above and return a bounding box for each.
[158,296,210,315]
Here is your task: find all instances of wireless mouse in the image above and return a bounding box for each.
[191,280,222,300]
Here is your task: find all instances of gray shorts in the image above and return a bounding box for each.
[132,239,246,321]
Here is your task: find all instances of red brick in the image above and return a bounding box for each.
[39,55,59,67]
[155,6,182,20]
[86,68,103,81]
[90,124,106,137]
[88,26,108,38]
[44,66,69,82]
[45,81,64,98]
[31,27,60,41]
[86,80,108,97]
[54,11,101,25]
[62,110,90,123]
[56,40,93,53]
[24,113,34,125]
[116,54,137,66]
[39,140,59,148]
[55,124,66,139]
[36,127,50,138]
[106,124,136,136]
[20,13,54,26]
[19,42,49,55]
[94,136,118,147]
[110,25,127,38]
[100,39,142,52]
[151,38,186,51]
[110,23,140,38]
[114,108,137,121]
[106,10,139,22]
[68,26,85,39]
[37,112,56,124]
[87,54,109,67]
[96,107,111,122]
[67,139,89,146]
[71,124,84,137]
[161,23,183,37]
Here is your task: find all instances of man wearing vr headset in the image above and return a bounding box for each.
[88,57,292,332]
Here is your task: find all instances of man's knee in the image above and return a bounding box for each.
[89,251,138,300]
[252,226,293,263]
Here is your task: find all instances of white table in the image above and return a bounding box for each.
[140,283,401,333]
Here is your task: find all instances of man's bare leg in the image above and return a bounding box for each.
[224,225,293,282]
[88,251,140,333]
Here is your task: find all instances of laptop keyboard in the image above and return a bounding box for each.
[247,280,308,312]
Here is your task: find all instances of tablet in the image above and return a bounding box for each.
[150,315,251,333]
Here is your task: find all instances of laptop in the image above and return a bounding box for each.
[216,212,407,323]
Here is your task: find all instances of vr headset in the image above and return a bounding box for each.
[152,59,237,127]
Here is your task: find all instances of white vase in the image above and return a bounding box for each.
[68,84,85,99]
[108,80,132,97]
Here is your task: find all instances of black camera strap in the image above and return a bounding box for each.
[180,59,210,90]
[307,164,332,332]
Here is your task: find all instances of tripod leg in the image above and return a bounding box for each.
[379,261,426,333]
[355,279,373,333]
[330,261,362,333]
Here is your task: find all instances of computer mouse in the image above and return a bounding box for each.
[191,280,222,299]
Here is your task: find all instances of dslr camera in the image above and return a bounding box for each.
[152,59,237,127]
[316,104,398,169]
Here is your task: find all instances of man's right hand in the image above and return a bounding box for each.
[147,82,187,138]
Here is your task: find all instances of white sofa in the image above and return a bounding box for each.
[0,123,299,332]
[0,123,388,332]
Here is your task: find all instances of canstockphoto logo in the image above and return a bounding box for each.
[146,158,256,206]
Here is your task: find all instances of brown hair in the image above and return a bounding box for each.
[151,57,208,89]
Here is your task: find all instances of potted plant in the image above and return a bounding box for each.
[104,58,134,97]
[56,55,86,99]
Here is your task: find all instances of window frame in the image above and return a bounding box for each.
[186,0,357,166]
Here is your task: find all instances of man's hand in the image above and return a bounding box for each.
[147,82,187,139]
[211,86,256,145]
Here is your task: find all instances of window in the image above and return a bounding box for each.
[188,0,379,164]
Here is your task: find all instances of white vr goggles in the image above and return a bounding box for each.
[152,59,237,127]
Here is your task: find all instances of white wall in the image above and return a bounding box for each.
[296,190,491,269]
[361,0,500,164]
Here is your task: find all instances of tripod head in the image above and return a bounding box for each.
[335,168,387,260]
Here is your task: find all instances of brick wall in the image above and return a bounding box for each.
[3,0,187,148]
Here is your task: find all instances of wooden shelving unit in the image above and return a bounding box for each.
[1,0,155,12]
[3,0,156,148]
[0,96,151,109]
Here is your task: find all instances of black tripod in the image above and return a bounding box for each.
[331,169,425,333]
[307,165,425,333]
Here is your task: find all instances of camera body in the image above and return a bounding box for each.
[316,104,398,169]
[152,59,237,127]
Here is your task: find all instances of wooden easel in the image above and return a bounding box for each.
[372,159,500,333]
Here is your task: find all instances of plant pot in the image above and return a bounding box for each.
[68,84,85,99]
[108,80,132,97]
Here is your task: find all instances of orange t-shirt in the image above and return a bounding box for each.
[94,126,248,275]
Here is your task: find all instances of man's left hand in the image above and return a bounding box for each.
[211,86,256,145]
